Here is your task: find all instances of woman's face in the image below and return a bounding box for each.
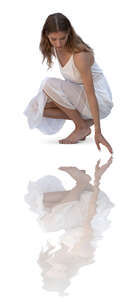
[47,31,69,49]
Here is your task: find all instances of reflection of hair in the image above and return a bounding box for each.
[38,241,94,296]
[39,12,94,69]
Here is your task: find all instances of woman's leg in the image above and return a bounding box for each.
[43,106,94,139]
[50,101,92,143]
[43,94,93,143]
[43,107,70,119]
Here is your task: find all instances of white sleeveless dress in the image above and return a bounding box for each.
[24,47,114,135]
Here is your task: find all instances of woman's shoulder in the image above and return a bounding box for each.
[73,49,94,66]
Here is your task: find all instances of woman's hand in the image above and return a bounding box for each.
[94,132,113,154]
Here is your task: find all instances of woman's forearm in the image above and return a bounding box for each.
[87,93,101,133]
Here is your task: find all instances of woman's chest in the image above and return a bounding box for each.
[58,53,72,68]
[60,63,83,84]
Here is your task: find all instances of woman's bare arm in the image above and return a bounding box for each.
[74,52,101,133]
[74,52,113,153]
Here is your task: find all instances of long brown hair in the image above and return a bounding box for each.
[39,13,94,69]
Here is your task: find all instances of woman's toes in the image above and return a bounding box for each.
[59,139,63,143]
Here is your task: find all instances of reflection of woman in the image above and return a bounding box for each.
[25,158,114,296]
[24,13,113,153]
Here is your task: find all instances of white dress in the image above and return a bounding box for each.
[24,47,114,135]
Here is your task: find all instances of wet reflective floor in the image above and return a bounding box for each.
[1,119,140,299]
[24,160,114,296]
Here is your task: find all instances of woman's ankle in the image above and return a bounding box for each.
[75,122,90,130]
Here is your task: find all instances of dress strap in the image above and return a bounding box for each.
[53,47,57,57]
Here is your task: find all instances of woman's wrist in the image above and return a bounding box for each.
[94,121,101,134]
[95,128,101,134]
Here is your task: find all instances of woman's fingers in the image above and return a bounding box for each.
[96,141,101,151]
[100,138,112,153]
[103,140,113,154]
[95,134,113,154]
[95,135,101,151]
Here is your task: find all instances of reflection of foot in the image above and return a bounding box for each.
[59,166,91,183]
[59,127,91,144]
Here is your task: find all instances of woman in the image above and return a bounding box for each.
[24,13,114,153]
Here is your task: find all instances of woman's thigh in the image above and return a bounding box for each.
[44,101,58,109]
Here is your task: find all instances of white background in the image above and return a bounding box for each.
[0,0,140,299]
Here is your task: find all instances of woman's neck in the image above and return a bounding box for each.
[55,47,71,55]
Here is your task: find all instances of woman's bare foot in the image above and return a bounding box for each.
[80,119,94,140]
[59,126,91,144]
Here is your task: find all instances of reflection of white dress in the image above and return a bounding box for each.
[25,175,114,240]
[24,47,114,135]
[25,175,114,296]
